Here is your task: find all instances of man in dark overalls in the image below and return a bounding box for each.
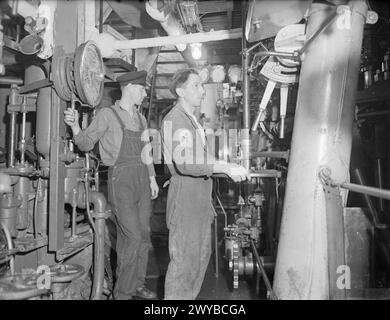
[64,71,159,300]
[162,68,248,299]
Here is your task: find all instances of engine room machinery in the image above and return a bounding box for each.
[0,0,389,301]
[0,37,108,300]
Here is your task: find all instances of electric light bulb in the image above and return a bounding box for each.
[190,43,202,60]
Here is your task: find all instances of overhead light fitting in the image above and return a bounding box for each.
[190,42,202,60]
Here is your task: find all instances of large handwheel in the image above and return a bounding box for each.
[52,41,104,107]
[73,41,104,107]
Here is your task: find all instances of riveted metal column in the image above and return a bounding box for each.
[273,0,368,299]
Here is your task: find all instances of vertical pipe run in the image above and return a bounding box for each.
[20,108,26,164]
[273,0,368,299]
[214,215,218,277]
[241,1,250,171]
[8,85,19,167]
[8,112,16,167]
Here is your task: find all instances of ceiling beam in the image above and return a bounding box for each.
[96,28,242,56]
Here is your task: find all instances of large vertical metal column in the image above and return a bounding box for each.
[241,0,250,171]
[273,0,368,299]
[48,1,79,251]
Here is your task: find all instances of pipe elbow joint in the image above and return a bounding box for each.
[89,191,107,216]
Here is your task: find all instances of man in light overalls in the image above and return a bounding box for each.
[64,71,159,300]
[162,68,249,299]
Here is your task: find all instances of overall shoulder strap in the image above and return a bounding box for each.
[107,106,126,130]
[136,111,145,131]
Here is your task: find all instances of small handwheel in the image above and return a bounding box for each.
[0,273,49,300]
[49,264,85,283]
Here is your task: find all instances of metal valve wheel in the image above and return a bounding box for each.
[49,263,84,283]
[52,41,104,107]
[0,273,49,300]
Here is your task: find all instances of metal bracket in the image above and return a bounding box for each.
[322,181,347,300]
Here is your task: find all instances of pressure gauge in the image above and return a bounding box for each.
[198,67,210,83]
[210,65,226,83]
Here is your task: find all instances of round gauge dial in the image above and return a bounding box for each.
[73,41,104,107]
[198,67,210,83]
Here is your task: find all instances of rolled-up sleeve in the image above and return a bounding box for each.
[73,109,109,152]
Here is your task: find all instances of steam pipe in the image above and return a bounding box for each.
[8,85,18,167]
[20,105,26,164]
[214,213,218,277]
[86,188,107,301]
[0,77,23,85]
[251,151,290,160]
[8,112,16,167]
[273,0,368,299]
[96,28,242,57]
[253,51,300,61]
[241,1,250,171]
[342,181,390,201]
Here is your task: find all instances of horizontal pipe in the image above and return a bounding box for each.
[88,190,106,301]
[254,51,300,61]
[251,151,290,160]
[341,182,390,201]
[357,110,390,118]
[111,28,242,50]
[0,77,23,85]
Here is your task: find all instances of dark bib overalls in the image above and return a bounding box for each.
[107,106,151,300]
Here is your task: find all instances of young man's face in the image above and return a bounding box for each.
[124,83,147,106]
[177,73,205,107]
